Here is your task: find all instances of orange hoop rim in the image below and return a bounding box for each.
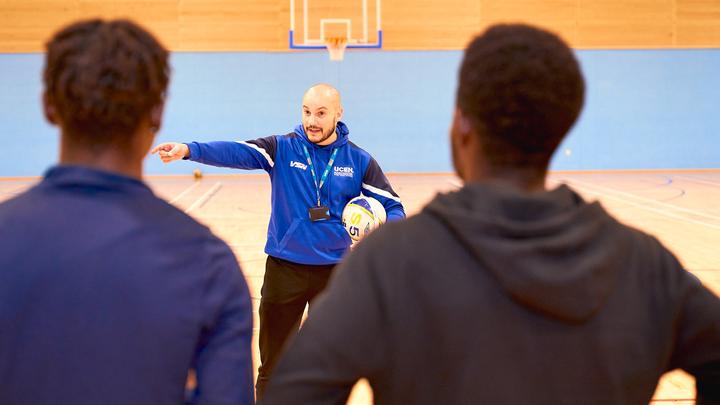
[325,37,348,61]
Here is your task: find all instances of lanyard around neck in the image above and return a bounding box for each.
[301,145,339,206]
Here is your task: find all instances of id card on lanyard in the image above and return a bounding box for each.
[302,145,339,221]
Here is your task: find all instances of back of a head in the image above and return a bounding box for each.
[457,24,585,170]
[43,19,169,147]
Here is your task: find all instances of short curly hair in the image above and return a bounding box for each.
[457,24,584,170]
[43,19,169,145]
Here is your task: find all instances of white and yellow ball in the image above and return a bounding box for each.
[342,195,386,242]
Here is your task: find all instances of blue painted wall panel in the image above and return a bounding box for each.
[0,49,717,176]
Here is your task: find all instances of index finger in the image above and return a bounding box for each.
[150,144,168,154]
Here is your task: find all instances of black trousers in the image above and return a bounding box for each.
[255,255,335,399]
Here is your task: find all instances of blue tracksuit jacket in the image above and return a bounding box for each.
[186,122,405,265]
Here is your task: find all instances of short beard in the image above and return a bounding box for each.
[306,119,337,144]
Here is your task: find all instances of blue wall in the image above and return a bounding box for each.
[1,49,718,177]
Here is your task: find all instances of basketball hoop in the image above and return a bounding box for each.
[325,37,348,61]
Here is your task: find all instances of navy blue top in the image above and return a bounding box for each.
[0,166,254,405]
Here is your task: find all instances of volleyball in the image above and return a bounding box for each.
[341,195,387,242]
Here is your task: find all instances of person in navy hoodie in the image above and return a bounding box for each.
[152,84,406,397]
[0,19,254,405]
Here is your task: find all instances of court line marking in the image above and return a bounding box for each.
[185,182,222,214]
[550,179,720,231]
[448,179,462,188]
[168,181,201,204]
[0,183,33,195]
[672,174,720,188]
[561,177,720,222]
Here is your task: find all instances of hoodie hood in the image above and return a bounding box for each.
[425,182,625,323]
[294,121,350,149]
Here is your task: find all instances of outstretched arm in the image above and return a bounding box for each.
[152,136,277,172]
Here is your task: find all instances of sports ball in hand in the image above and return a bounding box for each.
[342,195,387,242]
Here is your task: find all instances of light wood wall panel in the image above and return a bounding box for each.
[676,0,720,46]
[576,0,675,47]
[1,0,720,53]
[383,0,481,50]
[78,0,179,48]
[178,0,285,51]
[478,0,578,47]
[0,0,79,52]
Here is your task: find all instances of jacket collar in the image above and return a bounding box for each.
[294,121,350,150]
[42,165,154,196]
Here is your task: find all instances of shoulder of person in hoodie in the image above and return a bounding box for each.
[348,187,694,296]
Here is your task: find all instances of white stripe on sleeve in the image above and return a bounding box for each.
[236,141,274,167]
[362,182,402,203]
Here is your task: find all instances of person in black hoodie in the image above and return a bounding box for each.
[260,23,720,405]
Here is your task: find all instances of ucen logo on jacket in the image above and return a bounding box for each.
[333,166,354,177]
[185,121,406,265]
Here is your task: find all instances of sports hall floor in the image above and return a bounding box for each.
[2,170,718,404]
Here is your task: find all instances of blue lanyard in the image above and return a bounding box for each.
[302,145,339,206]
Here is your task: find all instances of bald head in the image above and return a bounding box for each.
[301,84,344,145]
[303,84,342,110]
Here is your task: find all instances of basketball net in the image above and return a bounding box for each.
[325,37,348,61]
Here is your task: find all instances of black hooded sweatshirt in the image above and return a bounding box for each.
[262,183,720,405]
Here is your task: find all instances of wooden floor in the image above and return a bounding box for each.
[2,170,718,404]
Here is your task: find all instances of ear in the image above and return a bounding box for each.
[451,108,473,146]
[43,92,58,125]
[336,105,344,120]
[149,103,164,133]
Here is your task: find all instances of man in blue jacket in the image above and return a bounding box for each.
[152,84,406,397]
[0,19,254,405]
